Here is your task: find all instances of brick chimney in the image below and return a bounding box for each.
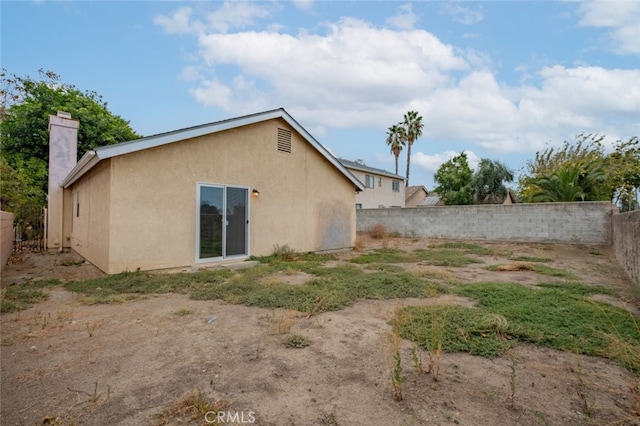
[47,112,79,251]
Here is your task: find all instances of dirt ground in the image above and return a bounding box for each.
[1,237,639,425]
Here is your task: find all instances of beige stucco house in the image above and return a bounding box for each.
[405,185,429,208]
[49,108,364,274]
[339,159,405,209]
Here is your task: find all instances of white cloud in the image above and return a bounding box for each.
[386,3,419,30]
[578,1,640,54]
[292,0,314,12]
[413,150,481,176]
[154,7,197,35]
[191,17,467,126]
[439,2,484,25]
[156,7,640,159]
[154,2,269,35]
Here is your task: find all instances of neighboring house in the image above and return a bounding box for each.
[420,193,444,206]
[339,159,405,209]
[47,108,364,274]
[503,189,518,204]
[405,185,429,207]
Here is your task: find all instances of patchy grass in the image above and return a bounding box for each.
[65,269,233,296]
[66,261,446,315]
[509,256,553,263]
[395,305,516,359]
[350,248,482,267]
[173,308,195,316]
[363,263,405,273]
[396,282,640,371]
[191,265,446,314]
[1,279,61,313]
[284,334,310,348]
[154,389,231,426]
[253,249,336,265]
[537,281,617,296]
[350,248,409,264]
[433,242,496,256]
[487,263,577,279]
[413,249,483,267]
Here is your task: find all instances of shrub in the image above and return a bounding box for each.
[369,223,387,239]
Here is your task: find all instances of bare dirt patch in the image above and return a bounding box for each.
[2,238,639,425]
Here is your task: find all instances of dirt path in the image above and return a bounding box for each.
[1,239,639,425]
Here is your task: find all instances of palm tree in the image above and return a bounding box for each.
[528,158,607,202]
[402,111,424,187]
[386,124,406,175]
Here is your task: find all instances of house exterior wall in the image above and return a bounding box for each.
[68,160,112,272]
[612,210,640,285]
[357,202,614,245]
[405,188,428,207]
[345,169,404,209]
[75,119,355,274]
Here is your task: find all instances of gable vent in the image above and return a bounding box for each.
[277,128,292,153]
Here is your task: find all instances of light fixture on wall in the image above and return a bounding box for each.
[252,189,260,197]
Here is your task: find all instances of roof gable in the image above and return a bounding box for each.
[405,185,428,200]
[61,108,364,191]
[338,159,405,181]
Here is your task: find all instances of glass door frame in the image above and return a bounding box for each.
[196,183,250,262]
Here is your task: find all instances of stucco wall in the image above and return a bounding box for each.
[68,160,111,272]
[0,211,14,275]
[357,202,614,245]
[612,210,640,285]
[347,169,404,209]
[73,118,356,274]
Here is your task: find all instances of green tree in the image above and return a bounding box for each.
[434,152,473,205]
[401,111,424,187]
[0,69,140,209]
[606,136,640,211]
[519,134,639,208]
[386,124,405,175]
[471,159,514,204]
[528,162,606,202]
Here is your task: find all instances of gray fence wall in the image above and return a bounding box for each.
[356,202,614,245]
[613,210,640,285]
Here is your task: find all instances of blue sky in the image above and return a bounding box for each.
[2,1,639,190]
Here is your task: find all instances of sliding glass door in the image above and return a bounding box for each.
[198,184,248,260]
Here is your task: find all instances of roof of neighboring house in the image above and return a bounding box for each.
[60,108,364,191]
[338,159,405,181]
[421,194,443,206]
[405,185,428,201]
[504,189,518,204]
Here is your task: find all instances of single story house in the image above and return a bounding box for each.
[419,193,445,206]
[503,189,518,204]
[338,159,405,209]
[405,185,429,207]
[47,108,364,274]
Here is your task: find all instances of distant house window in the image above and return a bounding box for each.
[392,181,400,192]
[76,190,80,217]
[277,128,292,153]
[365,175,374,188]
[378,177,382,187]
[355,203,362,210]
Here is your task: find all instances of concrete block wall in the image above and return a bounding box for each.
[612,210,640,285]
[1,211,14,275]
[356,202,614,245]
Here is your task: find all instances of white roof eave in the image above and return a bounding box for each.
[61,151,99,188]
[59,108,364,192]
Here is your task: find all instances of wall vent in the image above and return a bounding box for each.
[277,128,292,153]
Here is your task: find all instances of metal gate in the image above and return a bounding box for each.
[12,204,45,253]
